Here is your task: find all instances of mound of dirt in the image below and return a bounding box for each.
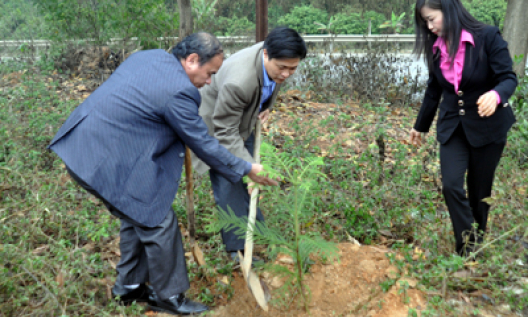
[208,243,425,317]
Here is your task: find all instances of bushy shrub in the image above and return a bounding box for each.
[0,0,49,40]
[332,11,386,35]
[277,5,328,35]
[214,16,255,36]
[506,67,528,166]
[39,0,178,47]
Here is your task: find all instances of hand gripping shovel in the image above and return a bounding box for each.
[239,120,269,311]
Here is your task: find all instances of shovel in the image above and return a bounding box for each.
[239,120,270,311]
[184,147,206,267]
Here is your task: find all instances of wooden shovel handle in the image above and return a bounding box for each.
[242,121,261,274]
[184,146,195,245]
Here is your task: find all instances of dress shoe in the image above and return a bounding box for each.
[149,293,209,315]
[112,282,152,305]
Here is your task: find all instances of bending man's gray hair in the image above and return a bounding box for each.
[172,32,223,65]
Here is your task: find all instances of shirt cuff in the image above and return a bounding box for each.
[243,161,253,175]
[491,90,501,104]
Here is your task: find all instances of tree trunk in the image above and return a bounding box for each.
[256,0,268,42]
[177,0,195,246]
[177,0,194,39]
[503,0,528,76]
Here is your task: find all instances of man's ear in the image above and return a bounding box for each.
[262,49,269,61]
[185,53,200,66]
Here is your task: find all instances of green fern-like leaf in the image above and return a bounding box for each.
[299,235,339,263]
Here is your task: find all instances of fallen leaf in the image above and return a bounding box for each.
[192,244,206,267]
[277,254,294,264]
[378,229,393,237]
[219,276,230,286]
[453,270,472,278]
[458,291,471,303]
[106,284,112,300]
[398,277,418,288]
[412,247,426,260]
[346,232,361,245]
[56,271,64,288]
[32,245,50,255]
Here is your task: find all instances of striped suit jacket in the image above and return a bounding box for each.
[49,49,249,227]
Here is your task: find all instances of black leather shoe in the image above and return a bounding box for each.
[149,293,209,315]
[112,283,152,305]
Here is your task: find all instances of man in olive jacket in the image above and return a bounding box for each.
[192,27,307,259]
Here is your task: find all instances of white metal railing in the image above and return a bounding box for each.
[0,34,416,60]
[0,34,415,47]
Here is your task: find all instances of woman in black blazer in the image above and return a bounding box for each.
[410,0,517,257]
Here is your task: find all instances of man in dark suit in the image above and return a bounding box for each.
[48,32,277,316]
[192,27,307,261]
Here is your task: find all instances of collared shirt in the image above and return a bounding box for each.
[433,29,500,103]
[260,56,276,111]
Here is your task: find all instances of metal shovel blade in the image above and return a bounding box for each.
[239,251,269,311]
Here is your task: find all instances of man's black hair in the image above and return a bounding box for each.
[172,32,223,65]
[263,27,307,60]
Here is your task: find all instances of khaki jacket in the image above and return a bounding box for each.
[192,42,281,174]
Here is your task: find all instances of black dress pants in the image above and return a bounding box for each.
[209,133,265,252]
[439,124,506,255]
[66,167,190,300]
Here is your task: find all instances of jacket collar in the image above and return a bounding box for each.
[255,42,265,88]
[432,29,475,54]
[433,29,484,90]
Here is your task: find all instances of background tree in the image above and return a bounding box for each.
[503,0,528,76]
[0,0,48,40]
[177,0,193,38]
[38,0,177,46]
[379,12,406,34]
[332,10,385,35]
[277,5,328,34]
[463,0,507,30]
[214,16,255,36]
[193,0,218,32]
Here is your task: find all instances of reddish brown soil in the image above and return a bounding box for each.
[208,243,426,317]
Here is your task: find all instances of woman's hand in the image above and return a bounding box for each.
[477,91,498,117]
[410,128,423,147]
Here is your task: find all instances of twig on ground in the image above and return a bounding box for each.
[20,265,60,309]
[467,224,524,262]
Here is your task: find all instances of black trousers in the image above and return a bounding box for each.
[439,124,506,255]
[66,167,189,300]
[209,133,265,252]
